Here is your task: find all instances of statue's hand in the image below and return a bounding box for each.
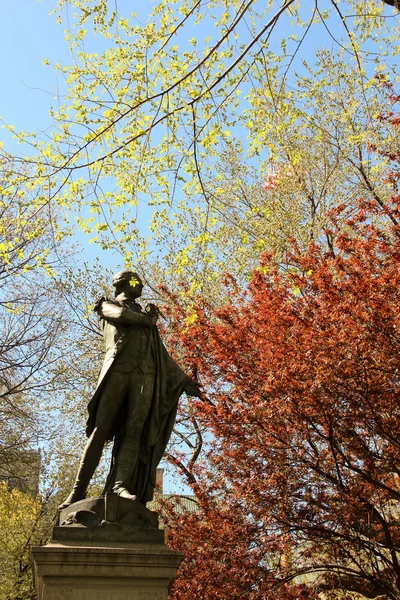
[184,379,202,398]
[145,303,159,325]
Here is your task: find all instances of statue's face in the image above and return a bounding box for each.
[125,273,143,299]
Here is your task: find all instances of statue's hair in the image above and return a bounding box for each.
[112,270,141,292]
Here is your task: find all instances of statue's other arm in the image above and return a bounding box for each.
[95,299,153,326]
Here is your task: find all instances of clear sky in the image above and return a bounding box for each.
[1,1,69,141]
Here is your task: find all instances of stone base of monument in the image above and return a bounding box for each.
[32,493,183,600]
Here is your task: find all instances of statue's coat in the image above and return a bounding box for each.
[86,297,188,504]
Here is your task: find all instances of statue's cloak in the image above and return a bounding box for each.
[86,299,188,504]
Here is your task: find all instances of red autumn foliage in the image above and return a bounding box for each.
[161,96,400,599]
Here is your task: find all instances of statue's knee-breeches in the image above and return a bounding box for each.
[113,372,156,487]
[125,372,155,426]
[93,370,131,431]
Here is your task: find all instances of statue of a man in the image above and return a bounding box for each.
[59,270,200,509]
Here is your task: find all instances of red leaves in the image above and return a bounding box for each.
[160,99,400,599]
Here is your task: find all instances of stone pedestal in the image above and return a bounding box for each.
[32,495,183,600]
[32,541,183,600]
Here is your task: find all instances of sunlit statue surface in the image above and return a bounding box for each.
[60,270,200,509]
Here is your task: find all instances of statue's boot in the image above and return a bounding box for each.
[58,432,103,510]
[58,484,87,510]
[113,483,137,502]
[113,436,140,502]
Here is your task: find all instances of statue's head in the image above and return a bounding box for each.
[112,270,143,299]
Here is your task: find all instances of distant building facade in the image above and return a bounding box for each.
[148,467,199,526]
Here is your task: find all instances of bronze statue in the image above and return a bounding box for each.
[59,270,200,509]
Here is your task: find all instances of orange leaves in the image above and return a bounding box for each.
[160,101,400,598]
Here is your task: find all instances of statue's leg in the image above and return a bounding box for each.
[113,369,155,501]
[59,372,129,509]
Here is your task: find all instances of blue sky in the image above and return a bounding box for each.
[1,1,68,140]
